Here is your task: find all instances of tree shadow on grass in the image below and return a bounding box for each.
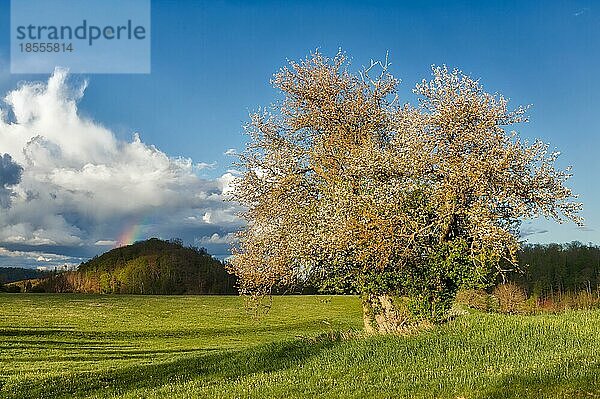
[480,358,600,399]
[1,333,345,399]
[0,320,325,340]
[0,328,76,337]
[4,347,211,363]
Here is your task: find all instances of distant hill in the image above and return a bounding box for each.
[0,267,48,284]
[20,238,237,294]
[1,267,49,292]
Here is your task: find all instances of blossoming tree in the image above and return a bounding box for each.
[228,51,582,333]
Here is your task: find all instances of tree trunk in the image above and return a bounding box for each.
[362,294,411,334]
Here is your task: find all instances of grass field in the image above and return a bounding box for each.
[1,294,599,398]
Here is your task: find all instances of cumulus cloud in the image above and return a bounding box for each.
[197,232,237,245]
[224,148,237,156]
[0,68,242,266]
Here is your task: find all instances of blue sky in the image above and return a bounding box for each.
[0,0,598,268]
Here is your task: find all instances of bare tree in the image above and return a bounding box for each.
[228,51,582,333]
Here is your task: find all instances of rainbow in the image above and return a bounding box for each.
[116,218,147,247]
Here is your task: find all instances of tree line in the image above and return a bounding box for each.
[508,242,600,298]
[3,240,598,298]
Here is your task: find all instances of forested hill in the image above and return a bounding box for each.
[80,238,212,273]
[32,238,237,294]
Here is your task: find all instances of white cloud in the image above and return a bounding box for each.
[95,240,117,246]
[197,232,237,244]
[196,162,217,170]
[0,68,243,264]
[224,148,237,156]
[0,247,77,262]
[217,172,238,196]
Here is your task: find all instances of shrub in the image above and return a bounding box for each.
[493,283,527,314]
[455,289,498,312]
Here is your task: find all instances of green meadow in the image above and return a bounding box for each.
[0,294,599,398]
